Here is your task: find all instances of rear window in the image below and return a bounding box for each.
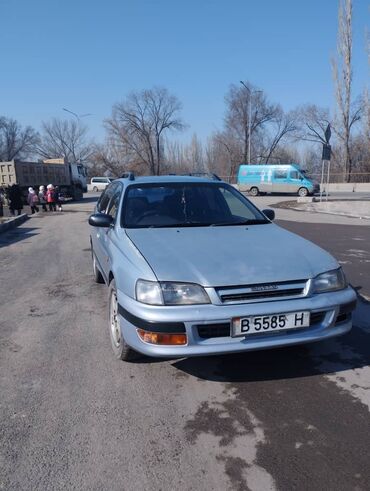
[92,178,108,183]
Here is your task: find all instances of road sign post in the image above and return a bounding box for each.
[320,125,332,202]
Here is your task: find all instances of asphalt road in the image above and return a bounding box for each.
[276,220,370,300]
[1,198,369,491]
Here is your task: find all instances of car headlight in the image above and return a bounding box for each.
[312,268,347,293]
[161,282,210,305]
[136,280,163,305]
[136,280,210,305]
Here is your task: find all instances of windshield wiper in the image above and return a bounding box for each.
[210,219,269,226]
[146,222,209,228]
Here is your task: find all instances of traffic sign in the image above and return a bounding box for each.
[322,144,331,161]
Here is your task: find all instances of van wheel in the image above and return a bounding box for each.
[249,187,259,197]
[108,279,139,362]
[298,187,308,197]
[93,186,98,192]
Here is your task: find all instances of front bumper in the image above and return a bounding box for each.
[117,287,357,357]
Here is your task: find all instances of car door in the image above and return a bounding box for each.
[272,168,289,193]
[98,183,123,279]
[91,184,116,277]
[289,169,302,194]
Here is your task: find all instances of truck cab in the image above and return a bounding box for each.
[69,163,88,194]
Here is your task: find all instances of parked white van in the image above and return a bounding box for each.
[88,177,115,192]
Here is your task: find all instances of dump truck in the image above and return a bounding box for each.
[0,158,87,200]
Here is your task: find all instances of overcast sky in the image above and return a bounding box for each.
[0,0,369,144]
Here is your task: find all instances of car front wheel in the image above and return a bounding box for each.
[108,279,138,361]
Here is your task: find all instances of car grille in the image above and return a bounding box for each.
[216,280,307,304]
[196,311,326,340]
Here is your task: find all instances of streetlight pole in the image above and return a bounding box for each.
[62,108,92,121]
[239,81,261,164]
[62,108,92,164]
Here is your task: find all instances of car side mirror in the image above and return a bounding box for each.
[262,209,275,221]
[89,213,114,227]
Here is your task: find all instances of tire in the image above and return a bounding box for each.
[91,247,104,284]
[298,187,308,197]
[108,279,139,362]
[249,187,259,197]
[93,186,98,192]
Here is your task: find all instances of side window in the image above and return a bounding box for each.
[290,171,299,180]
[106,186,122,220]
[275,169,288,179]
[97,185,115,213]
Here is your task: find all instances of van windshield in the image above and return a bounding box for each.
[290,170,303,180]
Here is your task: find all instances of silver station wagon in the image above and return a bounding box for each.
[89,174,356,361]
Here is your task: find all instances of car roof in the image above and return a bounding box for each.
[115,175,223,185]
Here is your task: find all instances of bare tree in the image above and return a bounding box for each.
[212,131,242,181]
[332,0,361,182]
[105,87,185,175]
[89,137,147,178]
[262,108,298,163]
[293,104,331,144]
[165,141,188,173]
[0,117,39,161]
[224,83,278,163]
[186,134,205,172]
[38,118,92,163]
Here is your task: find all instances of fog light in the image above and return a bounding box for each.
[137,329,187,345]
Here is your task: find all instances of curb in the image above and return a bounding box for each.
[271,201,370,220]
[288,206,370,220]
[0,213,29,234]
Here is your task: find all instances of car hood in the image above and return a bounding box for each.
[125,224,338,287]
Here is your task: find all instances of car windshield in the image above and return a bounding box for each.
[122,182,270,228]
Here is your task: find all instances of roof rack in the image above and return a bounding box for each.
[121,171,135,181]
[184,172,222,181]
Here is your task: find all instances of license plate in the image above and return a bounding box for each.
[232,311,310,337]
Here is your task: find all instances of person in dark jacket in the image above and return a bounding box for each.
[0,187,5,217]
[8,184,23,216]
[54,186,63,212]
